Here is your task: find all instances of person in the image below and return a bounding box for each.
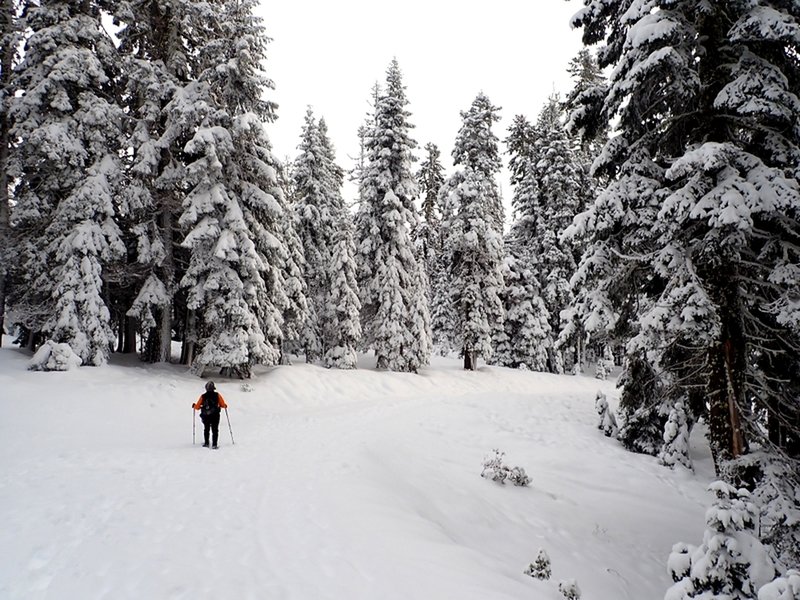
[193,381,228,449]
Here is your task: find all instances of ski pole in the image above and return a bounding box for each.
[225,407,235,445]
[192,408,196,445]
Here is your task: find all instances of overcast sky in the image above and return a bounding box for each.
[256,1,587,206]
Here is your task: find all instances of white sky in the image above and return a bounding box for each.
[257,1,587,208]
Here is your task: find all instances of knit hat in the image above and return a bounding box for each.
[205,381,216,392]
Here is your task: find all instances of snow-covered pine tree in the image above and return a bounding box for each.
[416,142,454,355]
[569,0,800,474]
[564,48,607,154]
[415,141,444,276]
[114,0,218,363]
[418,142,445,230]
[0,0,19,347]
[502,115,557,371]
[616,349,670,456]
[274,201,310,364]
[355,59,431,372]
[292,108,332,362]
[528,95,585,372]
[666,482,775,599]
[176,0,288,377]
[524,548,552,580]
[441,94,505,371]
[10,0,126,366]
[291,109,360,369]
[659,399,692,471]
[323,216,361,369]
[493,246,550,371]
[452,92,505,232]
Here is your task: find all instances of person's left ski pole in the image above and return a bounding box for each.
[225,408,235,445]
[192,407,196,445]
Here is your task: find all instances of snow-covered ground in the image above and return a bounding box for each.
[0,337,716,599]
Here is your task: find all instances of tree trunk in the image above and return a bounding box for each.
[707,316,747,473]
[123,316,137,354]
[0,0,14,349]
[156,209,174,362]
[181,308,196,365]
[463,348,476,371]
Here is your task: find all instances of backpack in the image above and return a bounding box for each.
[200,391,221,418]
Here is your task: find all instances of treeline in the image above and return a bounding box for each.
[0,1,605,379]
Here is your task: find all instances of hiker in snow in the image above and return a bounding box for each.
[193,381,228,449]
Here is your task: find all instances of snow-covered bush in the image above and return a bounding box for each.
[659,400,692,471]
[480,449,531,486]
[240,383,254,393]
[665,481,776,599]
[28,340,83,372]
[595,391,618,437]
[758,570,800,600]
[524,548,552,580]
[506,465,531,487]
[558,579,581,600]
[595,345,614,380]
[750,456,800,570]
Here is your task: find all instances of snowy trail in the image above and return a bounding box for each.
[1,346,714,599]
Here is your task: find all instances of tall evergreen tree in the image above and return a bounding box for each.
[564,48,607,153]
[452,93,505,232]
[532,96,584,371]
[355,59,431,372]
[417,142,446,227]
[416,142,453,355]
[293,109,353,364]
[441,93,505,370]
[0,0,18,347]
[114,0,218,363]
[174,0,289,377]
[568,1,800,477]
[503,114,555,370]
[10,0,126,366]
[292,108,330,361]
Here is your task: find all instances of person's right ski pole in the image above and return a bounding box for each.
[225,408,235,445]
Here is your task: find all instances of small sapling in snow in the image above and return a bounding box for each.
[524,548,552,580]
[595,391,618,438]
[559,579,581,600]
[481,449,530,486]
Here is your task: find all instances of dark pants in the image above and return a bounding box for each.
[202,414,220,446]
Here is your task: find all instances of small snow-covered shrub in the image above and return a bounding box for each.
[524,548,551,580]
[28,340,83,371]
[506,465,531,487]
[667,542,692,582]
[480,449,530,487]
[595,345,614,380]
[758,570,800,600]
[481,449,508,483]
[240,382,254,393]
[595,391,618,437]
[659,400,692,470]
[558,579,581,600]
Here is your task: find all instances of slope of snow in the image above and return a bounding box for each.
[0,337,714,599]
